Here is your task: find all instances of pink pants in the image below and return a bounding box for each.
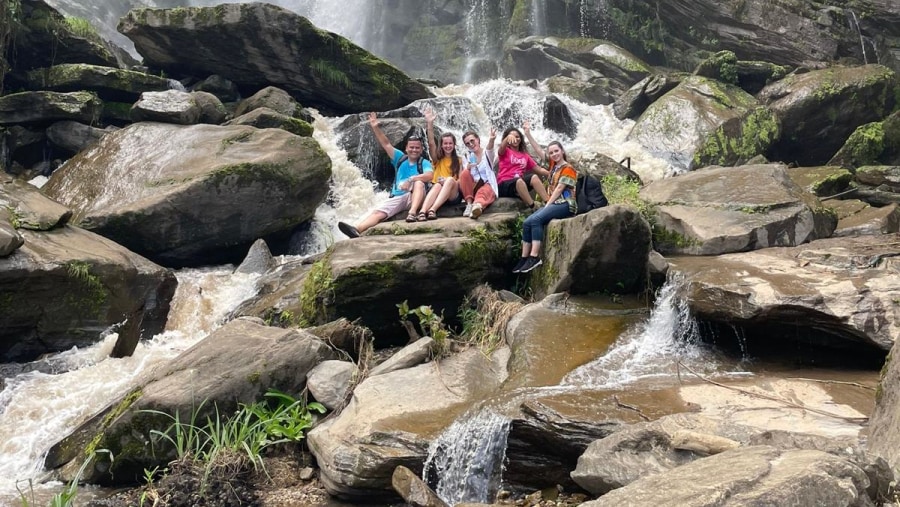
[459,169,496,208]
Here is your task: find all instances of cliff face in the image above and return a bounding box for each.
[41,0,900,82]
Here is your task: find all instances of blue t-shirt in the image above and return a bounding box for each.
[390,148,433,197]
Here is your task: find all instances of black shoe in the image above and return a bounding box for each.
[338,221,360,239]
[511,257,530,273]
[520,256,543,273]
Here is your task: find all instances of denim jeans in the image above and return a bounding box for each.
[522,202,572,243]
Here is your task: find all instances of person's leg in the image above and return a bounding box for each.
[474,185,496,209]
[526,203,571,255]
[422,182,442,217]
[432,179,459,212]
[514,178,535,207]
[530,174,550,202]
[513,212,538,272]
[407,181,427,218]
[459,169,475,203]
[355,211,388,234]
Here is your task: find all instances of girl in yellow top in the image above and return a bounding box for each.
[420,107,463,221]
[513,141,578,274]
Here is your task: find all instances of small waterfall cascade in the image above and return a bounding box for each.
[0,267,262,502]
[530,0,548,37]
[846,10,877,65]
[462,0,497,83]
[422,409,511,505]
[564,276,725,388]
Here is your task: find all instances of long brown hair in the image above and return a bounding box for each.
[437,132,461,178]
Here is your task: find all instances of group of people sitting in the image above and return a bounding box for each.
[337,110,579,274]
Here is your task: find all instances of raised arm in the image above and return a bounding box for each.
[523,120,546,161]
[424,107,438,160]
[368,112,395,158]
[485,126,497,152]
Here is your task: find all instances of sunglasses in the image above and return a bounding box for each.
[464,138,478,146]
[407,135,423,141]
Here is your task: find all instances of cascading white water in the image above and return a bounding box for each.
[847,10,870,65]
[0,267,262,502]
[564,276,728,388]
[530,0,547,37]
[422,409,511,505]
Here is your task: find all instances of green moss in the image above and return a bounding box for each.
[558,37,603,53]
[63,16,100,42]
[207,161,299,191]
[693,107,779,168]
[64,260,108,318]
[297,251,335,327]
[509,0,529,37]
[608,7,667,54]
[84,388,143,459]
[247,371,261,384]
[652,225,701,251]
[842,122,885,166]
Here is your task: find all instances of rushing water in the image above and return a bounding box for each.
[0,268,262,502]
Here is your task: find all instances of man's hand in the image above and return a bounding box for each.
[424,107,435,124]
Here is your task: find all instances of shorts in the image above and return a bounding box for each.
[375,193,412,219]
[498,172,537,198]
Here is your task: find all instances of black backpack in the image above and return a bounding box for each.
[575,173,608,214]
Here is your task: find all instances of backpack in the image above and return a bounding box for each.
[575,173,608,214]
[395,154,425,175]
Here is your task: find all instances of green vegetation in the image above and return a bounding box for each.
[601,174,655,225]
[841,122,885,167]
[64,260,108,318]
[310,58,352,89]
[398,301,451,357]
[558,37,603,53]
[4,205,23,228]
[18,450,110,507]
[693,107,779,168]
[143,390,325,499]
[297,251,334,327]
[608,7,667,54]
[457,284,522,355]
[63,16,100,41]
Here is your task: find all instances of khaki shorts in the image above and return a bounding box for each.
[375,193,412,219]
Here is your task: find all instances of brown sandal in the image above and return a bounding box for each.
[426,209,437,220]
[417,212,428,222]
[406,213,416,223]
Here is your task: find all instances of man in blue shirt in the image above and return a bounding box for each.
[338,112,433,238]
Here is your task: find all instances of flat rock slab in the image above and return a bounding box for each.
[668,233,900,351]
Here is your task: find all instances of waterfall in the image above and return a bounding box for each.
[846,10,869,65]
[563,276,723,388]
[0,267,262,502]
[422,409,511,505]
[530,0,547,37]
[462,0,494,83]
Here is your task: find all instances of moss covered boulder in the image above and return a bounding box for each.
[759,65,899,166]
[627,75,759,170]
[118,3,433,115]
[24,63,173,102]
[829,111,900,169]
[42,123,332,267]
[0,91,101,126]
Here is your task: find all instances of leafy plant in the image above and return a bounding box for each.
[398,300,451,356]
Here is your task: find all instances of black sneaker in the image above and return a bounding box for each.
[520,256,543,273]
[511,257,530,273]
[338,221,360,239]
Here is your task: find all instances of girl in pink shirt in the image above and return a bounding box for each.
[496,127,550,208]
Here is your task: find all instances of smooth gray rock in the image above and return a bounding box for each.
[130,90,201,125]
[369,337,434,377]
[307,360,356,411]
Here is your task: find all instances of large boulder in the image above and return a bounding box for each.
[530,205,652,300]
[129,90,201,125]
[640,164,837,255]
[10,0,122,72]
[45,318,337,485]
[759,65,899,166]
[0,91,102,126]
[668,233,900,353]
[308,347,509,499]
[117,3,433,115]
[870,339,900,473]
[235,214,517,342]
[581,445,873,507]
[626,76,761,170]
[0,225,176,362]
[42,122,332,267]
[23,64,173,102]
